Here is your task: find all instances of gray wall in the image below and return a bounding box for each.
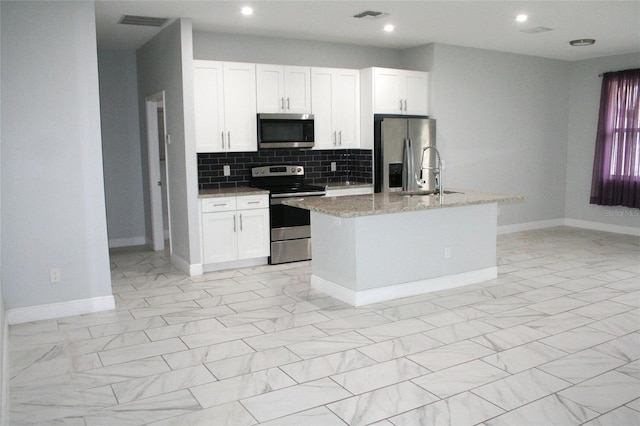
[565,53,640,228]
[98,50,146,247]
[193,31,401,68]
[137,19,200,269]
[0,1,112,308]
[413,44,571,227]
[0,1,4,418]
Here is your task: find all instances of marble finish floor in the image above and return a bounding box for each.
[8,227,640,425]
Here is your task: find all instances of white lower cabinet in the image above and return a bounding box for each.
[201,194,269,268]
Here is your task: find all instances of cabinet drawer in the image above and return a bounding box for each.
[237,195,269,210]
[201,197,237,213]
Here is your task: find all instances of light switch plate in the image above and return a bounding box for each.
[223,165,231,176]
[330,162,337,172]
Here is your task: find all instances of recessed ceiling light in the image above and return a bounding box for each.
[516,14,528,23]
[569,38,596,46]
[384,24,395,32]
[241,6,253,16]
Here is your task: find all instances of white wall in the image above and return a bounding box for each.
[137,19,200,271]
[0,2,112,313]
[415,44,571,227]
[565,53,640,230]
[193,31,400,68]
[98,50,146,247]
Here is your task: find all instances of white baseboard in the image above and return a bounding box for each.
[171,253,203,277]
[498,219,564,235]
[7,295,115,325]
[498,218,639,236]
[108,236,147,248]
[564,219,640,237]
[202,257,269,273]
[311,267,498,307]
[1,309,7,426]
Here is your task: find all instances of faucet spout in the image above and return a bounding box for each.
[419,146,444,204]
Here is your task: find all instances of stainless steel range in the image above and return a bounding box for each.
[250,165,326,264]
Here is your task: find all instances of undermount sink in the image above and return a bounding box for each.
[397,190,463,196]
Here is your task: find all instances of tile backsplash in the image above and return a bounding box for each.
[198,148,372,189]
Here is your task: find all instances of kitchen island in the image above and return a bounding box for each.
[284,190,523,306]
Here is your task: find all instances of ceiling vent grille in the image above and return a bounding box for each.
[353,10,388,19]
[519,26,554,34]
[119,15,169,27]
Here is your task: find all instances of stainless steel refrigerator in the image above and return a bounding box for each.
[373,114,437,193]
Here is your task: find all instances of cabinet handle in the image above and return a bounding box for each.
[227,131,231,149]
[213,203,227,207]
[239,213,243,231]
[400,100,403,112]
[233,215,236,232]
[333,131,337,146]
[404,100,408,111]
[339,130,342,146]
[287,97,290,110]
[281,97,285,110]
[247,201,261,204]
[221,131,225,149]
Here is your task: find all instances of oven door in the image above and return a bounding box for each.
[270,197,311,241]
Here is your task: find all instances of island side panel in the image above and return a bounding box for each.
[310,203,498,305]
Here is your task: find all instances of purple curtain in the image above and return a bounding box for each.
[590,69,640,209]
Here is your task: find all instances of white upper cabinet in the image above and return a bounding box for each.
[256,64,311,113]
[194,60,257,153]
[312,67,360,149]
[372,67,429,115]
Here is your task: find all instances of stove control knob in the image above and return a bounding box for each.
[296,167,302,173]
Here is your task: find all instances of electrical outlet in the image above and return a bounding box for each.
[50,268,61,283]
[443,247,451,259]
[223,165,231,176]
[330,161,337,172]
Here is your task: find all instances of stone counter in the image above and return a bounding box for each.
[283,189,523,218]
[199,187,269,198]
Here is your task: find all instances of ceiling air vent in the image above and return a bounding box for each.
[353,10,388,19]
[119,15,169,27]
[519,26,554,34]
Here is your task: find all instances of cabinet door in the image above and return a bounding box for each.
[373,68,403,114]
[237,209,270,259]
[194,61,225,153]
[202,211,238,263]
[404,71,429,115]
[311,68,335,149]
[256,64,284,113]
[284,66,311,113]
[333,69,360,148]
[223,62,257,152]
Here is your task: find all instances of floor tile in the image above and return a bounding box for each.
[241,377,352,423]
[190,367,295,408]
[331,357,428,394]
[412,359,509,398]
[582,406,640,426]
[482,341,567,374]
[388,391,504,426]
[280,348,377,383]
[356,332,443,363]
[471,368,572,411]
[558,370,640,413]
[328,381,439,426]
[408,340,495,371]
[484,393,598,426]
[258,406,346,426]
[538,348,626,384]
[205,346,300,379]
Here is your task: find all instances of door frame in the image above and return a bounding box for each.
[145,91,170,252]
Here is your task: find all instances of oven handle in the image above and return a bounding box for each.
[270,193,326,205]
[270,192,326,199]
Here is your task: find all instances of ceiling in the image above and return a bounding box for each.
[95,1,640,61]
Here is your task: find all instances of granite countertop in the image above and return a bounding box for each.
[283,189,524,218]
[199,187,269,198]
[325,182,373,190]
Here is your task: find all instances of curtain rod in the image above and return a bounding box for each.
[599,68,640,77]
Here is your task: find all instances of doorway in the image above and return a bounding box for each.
[145,92,170,252]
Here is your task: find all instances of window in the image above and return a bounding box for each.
[590,69,640,209]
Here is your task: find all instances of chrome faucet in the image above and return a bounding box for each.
[419,146,443,204]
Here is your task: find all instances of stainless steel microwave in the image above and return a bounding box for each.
[257,113,314,149]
